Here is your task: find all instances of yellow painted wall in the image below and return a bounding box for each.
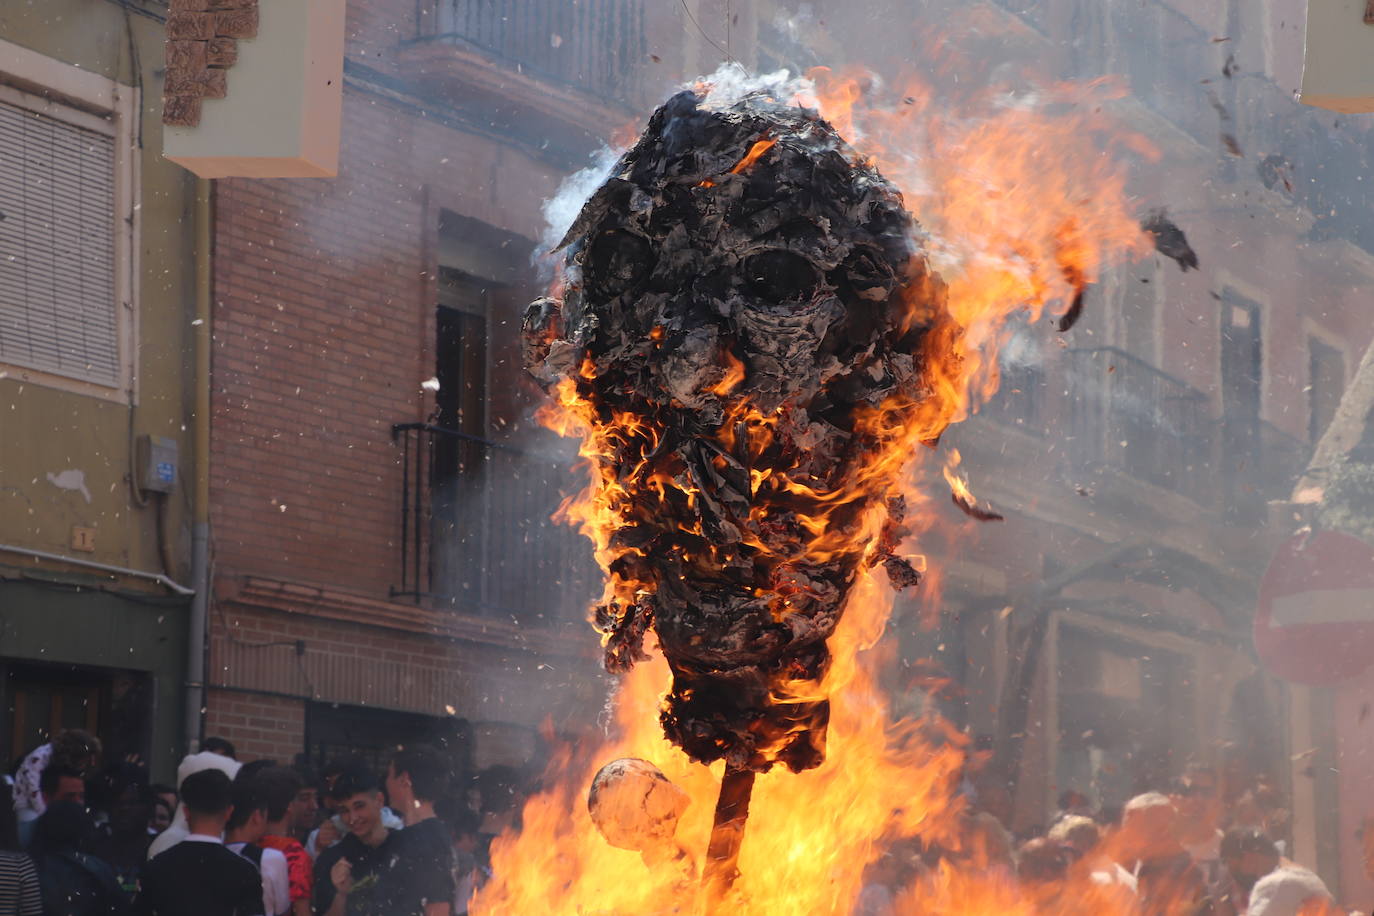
[0,1,197,584]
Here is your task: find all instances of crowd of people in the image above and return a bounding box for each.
[0,730,509,916]
[858,764,1338,916]
[0,728,1357,916]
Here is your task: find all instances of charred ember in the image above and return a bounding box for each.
[524,86,949,774]
[1141,208,1199,272]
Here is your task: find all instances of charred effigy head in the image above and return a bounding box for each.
[525,84,948,774]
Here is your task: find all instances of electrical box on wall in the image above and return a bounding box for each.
[137,435,179,494]
[1300,0,1374,112]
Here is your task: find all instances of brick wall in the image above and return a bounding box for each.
[205,16,610,766]
[204,689,306,764]
[204,0,720,762]
[211,84,560,597]
[208,602,604,733]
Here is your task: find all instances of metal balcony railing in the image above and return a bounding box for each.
[981,360,1047,432]
[417,0,646,102]
[392,423,600,623]
[1066,347,1213,503]
[1064,347,1311,516]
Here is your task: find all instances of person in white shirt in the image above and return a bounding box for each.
[1172,767,1225,877]
[1048,815,1137,896]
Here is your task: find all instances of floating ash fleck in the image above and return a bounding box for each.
[538,144,625,258]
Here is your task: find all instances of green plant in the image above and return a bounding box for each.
[1316,459,1374,544]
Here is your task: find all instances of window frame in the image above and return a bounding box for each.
[0,38,139,404]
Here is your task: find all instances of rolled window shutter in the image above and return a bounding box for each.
[0,98,118,387]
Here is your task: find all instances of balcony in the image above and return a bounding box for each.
[400,0,647,156]
[392,423,600,625]
[421,0,644,101]
[1064,347,1310,518]
[1067,347,1213,504]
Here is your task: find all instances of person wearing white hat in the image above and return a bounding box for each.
[147,751,242,861]
[1246,865,1333,916]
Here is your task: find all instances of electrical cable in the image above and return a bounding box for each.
[679,0,731,62]
[208,547,320,700]
[119,2,145,151]
[104,0,165,25]
[128,406,148,508]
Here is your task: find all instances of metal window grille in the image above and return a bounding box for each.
[0,97,119,387]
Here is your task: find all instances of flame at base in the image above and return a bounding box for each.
[473,572,969,916]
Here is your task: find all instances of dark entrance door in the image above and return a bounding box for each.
[2,660,152,772]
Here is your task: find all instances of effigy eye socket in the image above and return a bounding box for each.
[740,250,819,303]
[585,229,655,299]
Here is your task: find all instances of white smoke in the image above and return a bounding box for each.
[538,66,829,265]
[695,64,815,111]
[538,144,623,257]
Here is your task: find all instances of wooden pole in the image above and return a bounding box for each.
[702,764,756,902]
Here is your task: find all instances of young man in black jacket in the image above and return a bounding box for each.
[132,769,263,916]
[377,746,454,916]
[312,765,395,916]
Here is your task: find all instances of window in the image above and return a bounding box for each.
[1308,337,1344,444]
[435,268,491,446]
[1220,290,1264,519]
[0,40,136,399]
[305,701,472,777]
[1118,263,1159,363]
[1220,293,1262,423]
[431,268,495,606]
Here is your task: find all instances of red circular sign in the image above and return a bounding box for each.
[1255,530,1374,686]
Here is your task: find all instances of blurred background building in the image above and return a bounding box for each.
[3,0,1374,901]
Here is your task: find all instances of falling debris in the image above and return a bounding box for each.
[944,450,1004,522]
[951,492,1005,522]
[1258,154,1295,193]
[1057,289,1085,332]
[1141,208,1200,272]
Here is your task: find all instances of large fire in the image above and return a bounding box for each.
[472,67,1157,915]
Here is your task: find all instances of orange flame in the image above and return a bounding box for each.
[708,349,747,396]
[729,137,778,174]
[474,66,1159,916]
[943,449,975,505]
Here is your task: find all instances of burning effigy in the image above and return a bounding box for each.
[524,83,947,887]
[489,67,1160,915]
[525,86,938,771]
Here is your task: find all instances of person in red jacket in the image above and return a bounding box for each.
[255,767,313,916]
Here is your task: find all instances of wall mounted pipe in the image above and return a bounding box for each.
[0,544,195,596]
